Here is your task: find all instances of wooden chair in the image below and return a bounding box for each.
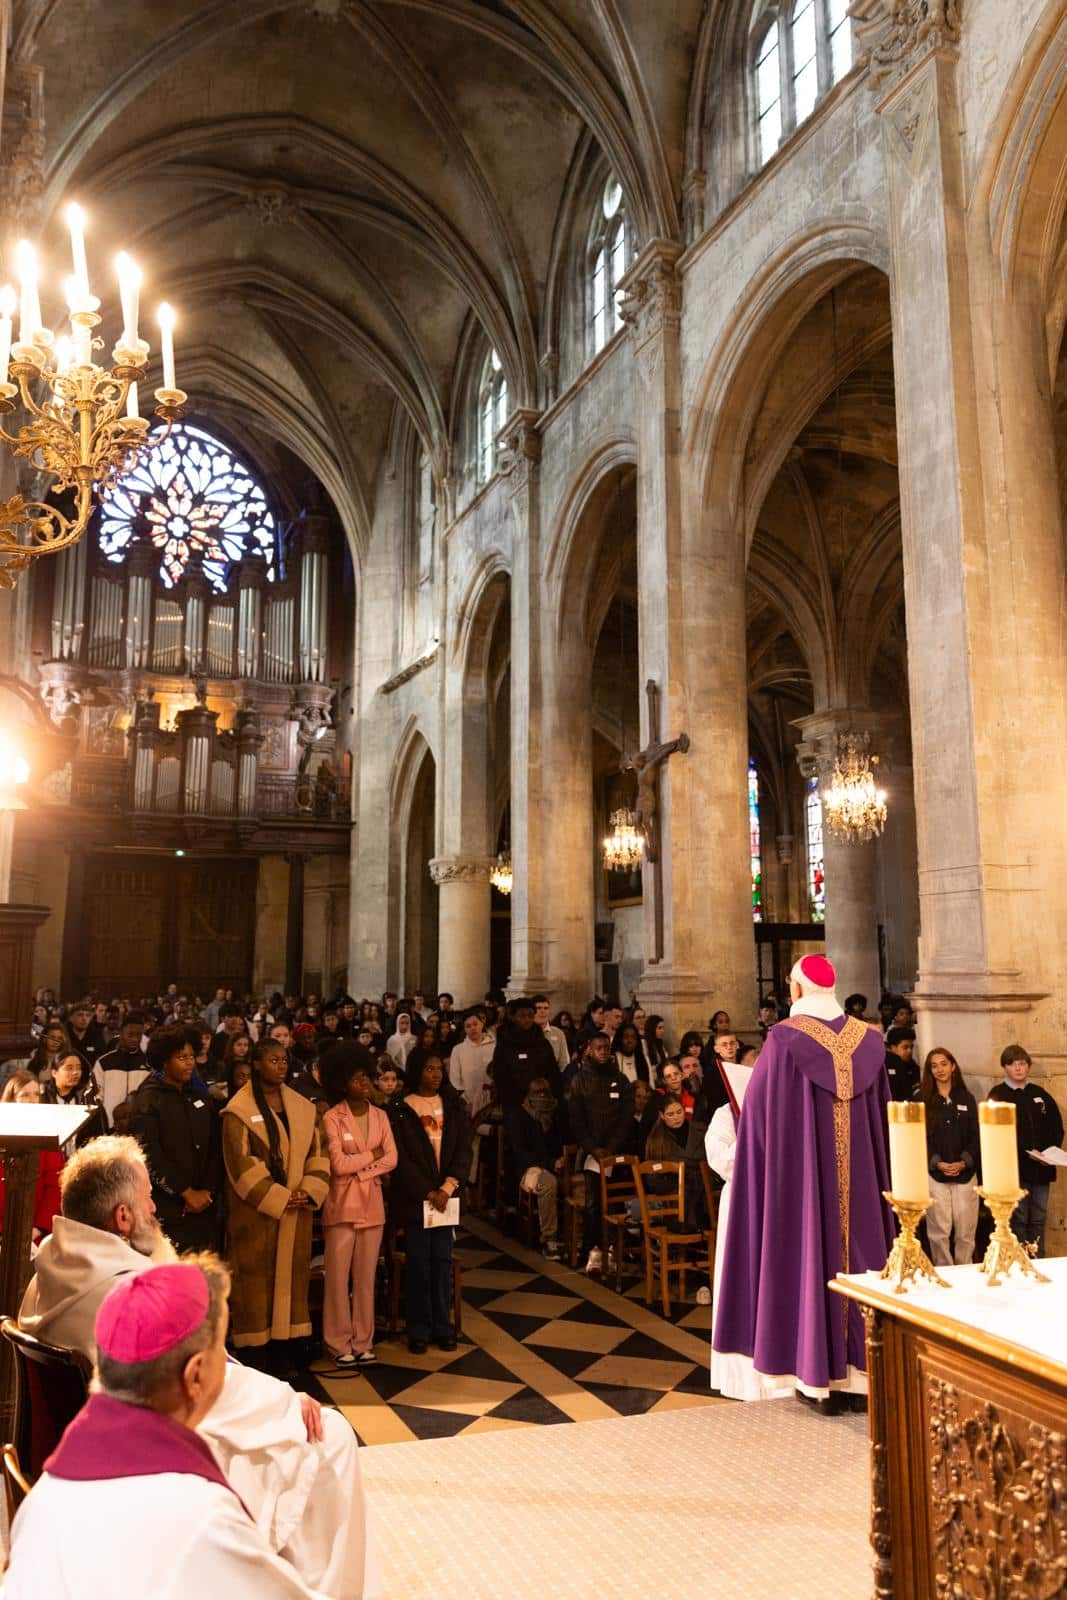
[598,1154,639,1291]
[2,1442,30,1524]
[634,1161,711,1319]
[0,1317,91,1480]
[559,1145,584,1267]
[384,1224,463,1338]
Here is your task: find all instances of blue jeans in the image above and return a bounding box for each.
[405,1222,454,1341]
[1011,1185,1050,1255]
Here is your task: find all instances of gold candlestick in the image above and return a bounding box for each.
[880,1194,949,1293]
[977,1187,1051,1287]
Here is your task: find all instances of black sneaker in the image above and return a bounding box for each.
[408,1338,428,1354]
[435,1335,457,1352]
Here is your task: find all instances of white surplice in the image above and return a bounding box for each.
[18,1216,381,1600]
[4,1471,326,1600]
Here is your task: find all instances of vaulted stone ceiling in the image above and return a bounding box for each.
[14,0,708,548]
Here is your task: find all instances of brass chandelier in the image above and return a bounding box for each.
[0,204,186,589]
[822,731,888,843]
[490,851,513,896]
[602,807,643,871]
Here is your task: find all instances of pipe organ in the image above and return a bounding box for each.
[37,511,346,829]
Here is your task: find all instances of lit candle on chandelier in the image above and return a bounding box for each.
[14,240,42,346]
[115,253,141,346]
[0,285,16,384]
[157,302,176,391]
[126,381,139,420]
[54,336,74,376]
[65,278,92,366]
[65,203,91,309]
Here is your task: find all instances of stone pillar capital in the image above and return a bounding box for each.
[618,241,683,388]
[792,708,901,778]
[499,408,542,491]
[849,0,962,100]
[428,856,493,887]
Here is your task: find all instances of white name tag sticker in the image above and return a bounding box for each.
[652,1163,663,1171]
[518,1053,528,1061]
[251,1114,264,1123]
[956,1104,967,1111]
[193,1100,205,1109]
[342,1133,354,1142]
[1035,1097,1045,1105]
[609,1091,620,1099]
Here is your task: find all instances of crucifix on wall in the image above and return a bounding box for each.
[622,679,689,962]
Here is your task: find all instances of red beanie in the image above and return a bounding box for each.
[799,954,836,990]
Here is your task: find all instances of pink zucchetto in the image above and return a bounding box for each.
[95,1263,209,1363]
[794,954,837,991]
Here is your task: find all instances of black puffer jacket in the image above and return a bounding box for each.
[567,1062,634,1159]
[491,1022,561,1109]
[388,1089,473,1224]
[131,1076,223,1233]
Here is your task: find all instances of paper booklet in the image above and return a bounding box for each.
[423,1196,461,1228]
[1028,1146,1067,1168]
[721,1059,755,1115]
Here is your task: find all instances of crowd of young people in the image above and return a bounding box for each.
[8,978,1063,1371]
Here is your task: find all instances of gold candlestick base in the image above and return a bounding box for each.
[880,1193,949,1294]
[977,1188,1051,1287]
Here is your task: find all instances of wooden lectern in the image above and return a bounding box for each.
[0,1104,90,1440]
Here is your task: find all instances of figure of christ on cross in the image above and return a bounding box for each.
[621,679,689,960]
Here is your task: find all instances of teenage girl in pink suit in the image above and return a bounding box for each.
[320,1043,397,1365]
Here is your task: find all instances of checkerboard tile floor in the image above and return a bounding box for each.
[305,1219,723,1443]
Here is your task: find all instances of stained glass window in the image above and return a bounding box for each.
[99,422,275,592]
[806,777,826,922]
[749,759,763,923]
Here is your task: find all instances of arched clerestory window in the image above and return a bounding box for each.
[476,348,509,486]
[589,175,633,358]
[752,0,854,170]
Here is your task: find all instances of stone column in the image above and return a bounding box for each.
[620,242,755,1036]
[500,410,551,998]
[855,3,1067,1066]
[795,712,885,1009]
[429,857,492,1005]
[285,853,306,997]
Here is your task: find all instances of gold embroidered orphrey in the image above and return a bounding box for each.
[779,1015,869,1275]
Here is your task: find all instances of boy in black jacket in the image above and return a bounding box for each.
[988,1043,1065,1255]
[566,1032,634,1272]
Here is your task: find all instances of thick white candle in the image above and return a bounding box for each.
[15,240,41,345]
[0,285,15,383]
[54,336,74,375]
[979,1101,1020,1194]
[887,1101,928,1203]
[126,380,139,420]
[116,253,141,345]
[157,302,176,390]
[66,203,90,306]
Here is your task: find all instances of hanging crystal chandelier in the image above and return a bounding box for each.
[602,807,644,871]
[0,204,186,588]
[490,852,513,896]
[822,732,888,844]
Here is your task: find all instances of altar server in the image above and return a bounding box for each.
[712,956,895,1411]
[6,1261,322,1599]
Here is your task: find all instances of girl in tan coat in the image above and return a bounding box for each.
[222,1038,329,1359]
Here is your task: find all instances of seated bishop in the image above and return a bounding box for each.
[6,1260,325,1599]
[17,1134,380,1599]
